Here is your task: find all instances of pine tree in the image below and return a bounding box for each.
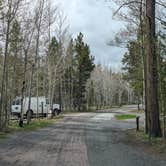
[122,40,143,105]
[145,0,162,137]
[74,32,95,111]
[88,80,95,107]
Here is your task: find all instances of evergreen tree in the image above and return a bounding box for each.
[88,80,94,107]
[74,32,95,111]
[122,40,143,105]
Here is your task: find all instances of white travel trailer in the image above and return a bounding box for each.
[11,96,60,117]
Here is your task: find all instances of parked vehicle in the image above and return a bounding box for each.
[52,104,61,116]
[11,96,60,117]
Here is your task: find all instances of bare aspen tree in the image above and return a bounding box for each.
[64,38,74,110]
[52,10,69,111]
[87,65,132,109]
[27,63,34,124]
[44,0,57,109]
[34,0,45,119]
[22,13,35,85]
[18,4,36,126]
[0,0,23,130]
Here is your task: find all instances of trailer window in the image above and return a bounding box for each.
[46,99,50,104]
[15,99,21,105]
[12,99,21,105]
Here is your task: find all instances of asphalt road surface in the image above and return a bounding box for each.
[0,106,165,166]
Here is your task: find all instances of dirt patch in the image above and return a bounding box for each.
[129,109,144,113]
[124,129,166,160]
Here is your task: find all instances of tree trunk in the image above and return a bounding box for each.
[139,0,148,133]
[19,81,25,127]
[0,20,10,130]
[145,0,162,137]
[27,64,34,124]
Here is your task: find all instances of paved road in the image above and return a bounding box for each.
[0,106,165,166]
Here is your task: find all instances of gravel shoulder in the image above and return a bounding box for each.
[0,106,165,166]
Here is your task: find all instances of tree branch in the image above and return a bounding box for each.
[113,0,166,17]
[156,2,166,8]
[156,17,166,25]
[113,1,144,17]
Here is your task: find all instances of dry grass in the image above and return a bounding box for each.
[0,116,63,140]
[129,109,144,113]
[125,129,166,160]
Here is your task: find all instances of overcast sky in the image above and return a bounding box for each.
[54,0,126,71]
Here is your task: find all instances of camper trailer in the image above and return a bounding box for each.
[11,97,60,117]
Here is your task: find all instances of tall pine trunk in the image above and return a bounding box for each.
[146,0,162,137]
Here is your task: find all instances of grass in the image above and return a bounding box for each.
[115,114,137,120]
[0,132,8,139]
[0,115,63,140]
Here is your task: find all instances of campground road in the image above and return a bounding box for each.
[0,106,165,166]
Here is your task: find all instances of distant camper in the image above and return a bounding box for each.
[11,96,60,117]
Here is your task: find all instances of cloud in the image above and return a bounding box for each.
[54,0,126,71]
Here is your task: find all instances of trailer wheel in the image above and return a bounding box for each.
[26,110,33,118]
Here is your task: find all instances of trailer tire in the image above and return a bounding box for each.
[26,110,33,118]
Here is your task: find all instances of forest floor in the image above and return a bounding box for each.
[0,105,165,166]
[124,128,166,160]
